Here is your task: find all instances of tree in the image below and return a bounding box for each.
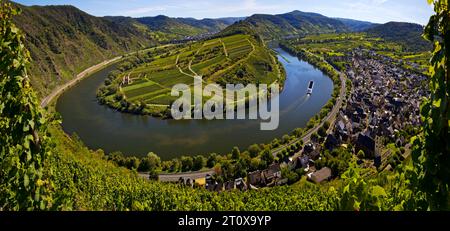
[0,2,54,210]
[318,126,327,137]
[261,148,274,164]
[231,146,241,160]
[411,0,450,210]
[125,157,140,170]
[192,155,206,171]
[323,121,331,130]
[207,153,218,168]
[138,152,161,172]
[281,167,300,185]
[181,156,194,172]
[311,132,319,141]
[282,135,290,144]
[249,158,261,171]
[248,144,261,158]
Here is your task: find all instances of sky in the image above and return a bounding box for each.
[13,0,434,25]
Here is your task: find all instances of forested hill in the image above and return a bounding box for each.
[334,18,377,32]
[133,16,242,37]
[365,22,432,52]
[11,2,160,98]
[10,0,241,98]
[241,10,349,40]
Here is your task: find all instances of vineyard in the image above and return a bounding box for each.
[95,33,283,116]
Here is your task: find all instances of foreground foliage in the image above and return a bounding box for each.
[0,2,53,210]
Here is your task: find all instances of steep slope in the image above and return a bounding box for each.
[12,3,160,98]
[335,18,377,32]
[365,22,431,52]
[243,10,349,40]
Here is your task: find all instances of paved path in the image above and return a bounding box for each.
[157,169,215,182]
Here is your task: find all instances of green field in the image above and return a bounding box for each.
[99,33,283,116]
[286,33,431,74]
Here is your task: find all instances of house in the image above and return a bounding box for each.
[235,178,247,191]
[247,170,264,187]
[295,156,310,169]
[194,178,206,187]
[308,167,332,184]
[355,133,376,158]
[262,163,282,184]
[303,143,315,154]
[374,152,383,168]
[325,134,339,151]
[224,181,235,191]
[215,182,224,192]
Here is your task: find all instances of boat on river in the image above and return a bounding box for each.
[307,81,314,95]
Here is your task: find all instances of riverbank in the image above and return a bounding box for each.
[40,56,123,108]
[41,45,175,109]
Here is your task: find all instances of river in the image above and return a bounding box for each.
[56,48,333,160]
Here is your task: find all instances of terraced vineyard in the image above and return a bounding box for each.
[97,33,285,116]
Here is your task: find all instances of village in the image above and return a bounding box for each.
[324,48,427,169]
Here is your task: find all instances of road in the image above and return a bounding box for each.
[272,63,347,158]
[40,56,123,108]
[157,169,215,182]
[40,45,175,108]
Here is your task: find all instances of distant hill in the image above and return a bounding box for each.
[365,22,431,52]
[334,18,377,32]
[240,10,349,40]
[12,3,161,98]
[133,15,237,37]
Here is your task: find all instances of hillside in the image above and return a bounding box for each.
[11,2,161,98]
[365,22,432,52]
[105,16,243,39]
[242,10,349,40]
[335,18,377,32]
[97,31,285,117]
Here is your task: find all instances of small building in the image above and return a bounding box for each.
[325,134,339,151]
[247,170,264,187]
[355,133,376,158]
[295,156,310,169]
[235,178,247,191]
[262,163,282,183]
[224,181,236,191]
[194,178,206,187]
[308,167,332,184]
